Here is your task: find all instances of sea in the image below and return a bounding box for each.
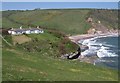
[78,34,119,70]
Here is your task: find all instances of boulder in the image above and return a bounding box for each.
[81,45,89,52]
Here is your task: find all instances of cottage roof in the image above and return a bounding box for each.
[10,29,24,32]
[9,28,43,32]
[30,28,42,31]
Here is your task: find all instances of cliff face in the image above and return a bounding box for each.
[90,9,118,29]
[87,13,118,35]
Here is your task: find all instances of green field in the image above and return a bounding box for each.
[2,9,118,34]
[2,48,118,81]
[2,9,119,81]
[2,33,118,81]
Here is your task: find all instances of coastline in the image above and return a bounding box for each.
[68,31,119,65]
[69,32,118,44]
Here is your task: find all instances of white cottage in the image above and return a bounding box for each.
[8,26,44,35]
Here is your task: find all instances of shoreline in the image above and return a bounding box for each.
[69,32,118,44]
[68,31,118,65]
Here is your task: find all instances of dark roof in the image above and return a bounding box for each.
[9,28,43,32]
[30,28,41,31]
[11,29,24,32]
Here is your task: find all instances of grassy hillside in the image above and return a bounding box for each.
[90,9,118,29]
[2,10,28,28]
[2,34,118,81]
[2,9,119,81]
[3,9,92,35]
[3,48,118,81]
[2,9,118,35]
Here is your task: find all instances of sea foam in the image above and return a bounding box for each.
[79,35,118,58]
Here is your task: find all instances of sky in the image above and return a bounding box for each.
[2,2,118,10]
[1,0,120,2]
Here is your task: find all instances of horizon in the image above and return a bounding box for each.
[2,8,118,11]
[2,2,118,11]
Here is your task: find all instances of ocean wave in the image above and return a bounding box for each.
[95,59,116,63]
[79,35,118,58]
[97,46,118,58]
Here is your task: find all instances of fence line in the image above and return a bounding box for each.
[0,35,12,46]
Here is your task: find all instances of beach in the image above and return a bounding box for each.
[68,30,119,68]
[69,31,118,44]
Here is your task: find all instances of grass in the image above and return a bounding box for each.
[15,33,78,57]
[2,11,23,28]
[90,9,118,29]
[2,17,22,28]
[12,35,31,45]
[0,53,1,82]
[6,9,91,35]
[3,9,118,35]
[2,9,119,81]
[2,33,118,81]
[2,48,118,81]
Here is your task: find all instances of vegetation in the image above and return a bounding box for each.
[2,48,118,81]
[12,35,31,45]
[89,9,118,29]
[2,9,118,81]
[3,9,92,35]
[14,33,78,57]
[2,10,25,28]
[2,35,12,48]
[2,9,118,34]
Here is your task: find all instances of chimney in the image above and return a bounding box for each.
[11,28,14,30]
[37,26,39,29]
[20,26,22,29]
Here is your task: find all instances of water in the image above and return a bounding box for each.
[78,35,119,70]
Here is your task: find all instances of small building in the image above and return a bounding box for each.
[8,26,44,35]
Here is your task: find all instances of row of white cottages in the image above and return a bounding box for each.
[8,26,44,35]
